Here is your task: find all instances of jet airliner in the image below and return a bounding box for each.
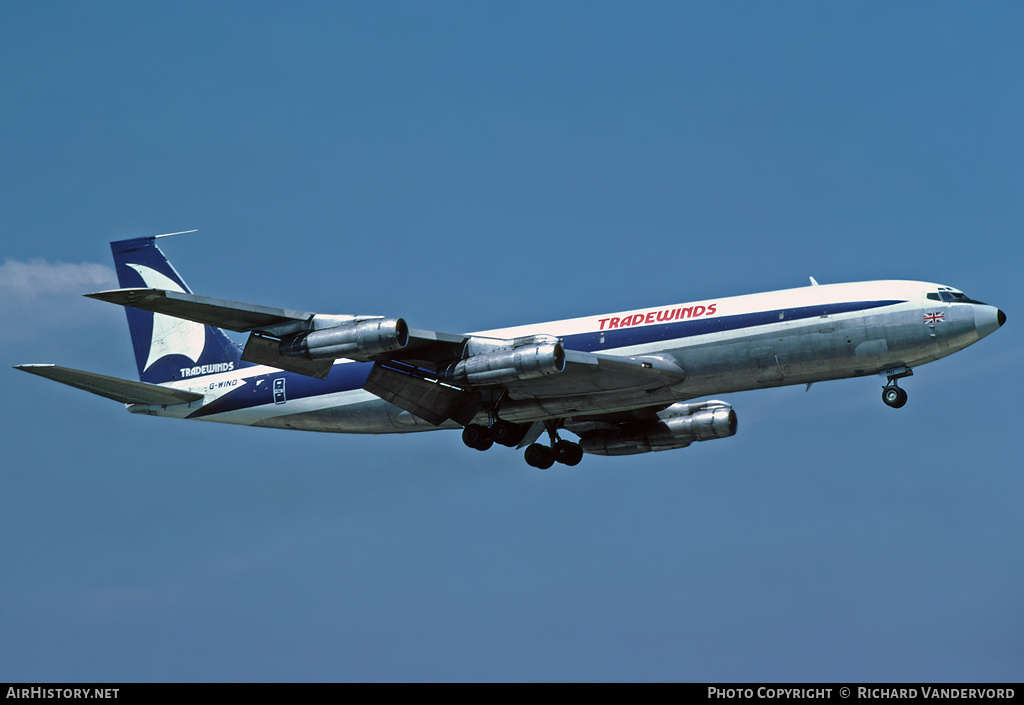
[16,235,1006,468]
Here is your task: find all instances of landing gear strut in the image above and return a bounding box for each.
[881,368,912,409]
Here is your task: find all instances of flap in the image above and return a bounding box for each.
[240,333,335,379]
[363,363,474,426]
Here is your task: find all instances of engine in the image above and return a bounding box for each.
[439,340,566,386]
[580,401,737,456]
[279,317,409,361]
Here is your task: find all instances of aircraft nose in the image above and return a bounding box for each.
[975,305,1004,339]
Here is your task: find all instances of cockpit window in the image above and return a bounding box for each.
[933,290,986,305]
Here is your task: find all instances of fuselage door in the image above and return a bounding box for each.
[273,377,286,404]
[751,346,784,383]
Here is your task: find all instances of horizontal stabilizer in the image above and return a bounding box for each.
[14,364,204,406]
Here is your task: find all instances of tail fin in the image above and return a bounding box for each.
[111,236,242,384]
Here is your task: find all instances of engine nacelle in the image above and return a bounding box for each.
[580,401,737,456]
[279,317,409,361]
[439,341,566,386]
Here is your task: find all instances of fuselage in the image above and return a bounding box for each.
[131,280,1004,434]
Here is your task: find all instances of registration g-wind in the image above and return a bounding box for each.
[16,233,1006,468]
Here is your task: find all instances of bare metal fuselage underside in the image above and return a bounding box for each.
[151,289,985,435]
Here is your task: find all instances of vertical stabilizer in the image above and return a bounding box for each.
[111,237,242,384]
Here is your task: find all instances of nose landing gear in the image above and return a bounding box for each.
[881,367,912,409]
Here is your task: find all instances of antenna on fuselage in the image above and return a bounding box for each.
[809,276,819,286]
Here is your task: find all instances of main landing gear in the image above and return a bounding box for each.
[524,421,583,469]
[462,418,584,468]
[523,440,583,469]
[881,367,912,409]
[462,423,494,451]
[462,419,528,452]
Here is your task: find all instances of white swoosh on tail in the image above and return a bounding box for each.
[126,264,206,370]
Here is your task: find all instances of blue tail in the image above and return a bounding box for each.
[111,237,242,384]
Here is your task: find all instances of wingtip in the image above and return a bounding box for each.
[83,289,119,300]
[84,288,165,303]
[14,363,55,372]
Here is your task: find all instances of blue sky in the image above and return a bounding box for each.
[1,2,1021,682]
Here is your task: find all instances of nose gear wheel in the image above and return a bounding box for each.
[882,386,908,408]
[881,367,912,409]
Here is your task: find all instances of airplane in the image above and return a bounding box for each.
[16,233,1006,469]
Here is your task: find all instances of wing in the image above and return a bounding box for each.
[86,287,314,332]
[86,288,469,378]
[365,347,689,428]
[86,287,692,427]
